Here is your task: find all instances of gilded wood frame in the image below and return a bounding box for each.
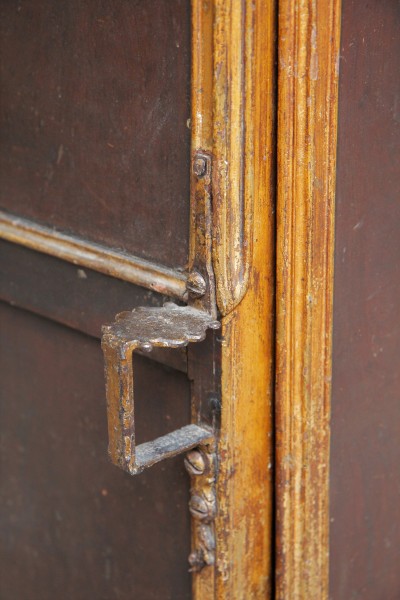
[191,0,276,597]
[275,1,341,598]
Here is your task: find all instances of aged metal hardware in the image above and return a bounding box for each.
[188,151,216,317]
[101,150,218,476]
[184,448,207,475]
[186,270,207,298]
[192,155,207,178]
[185,441,217,571]
[100,150,219,570]
[101,303,219,475]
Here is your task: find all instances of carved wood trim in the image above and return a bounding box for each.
[275,0,341,598]
[214,1,276,597]
[191,1,276,597]
[0,210,187,300]
[211,0,256,316]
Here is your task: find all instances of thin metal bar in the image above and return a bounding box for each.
[0,210,188,300]
[134,425,213,474]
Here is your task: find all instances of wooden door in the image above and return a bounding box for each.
[0,2,193,598]
[0,2,276,599]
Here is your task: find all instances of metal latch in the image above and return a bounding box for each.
[101,302,219,474]
[101,152,219,570]
[101,303,219,570]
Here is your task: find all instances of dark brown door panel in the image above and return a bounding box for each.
[0,302,191,599]
[0,239,168,340]
[330,1,400,597]
[0,0,191,268]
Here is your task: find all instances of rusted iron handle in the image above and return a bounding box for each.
[101,303,219,475]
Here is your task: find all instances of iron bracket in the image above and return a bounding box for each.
[101,303,219,475]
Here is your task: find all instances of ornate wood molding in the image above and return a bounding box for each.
[275,0,341,598]
[211,0,255,316]
[0,210,187,299]
[214,1,276,598]
[191,1,276,597]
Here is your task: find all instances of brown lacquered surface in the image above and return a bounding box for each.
[0,303,191,600]
[0,239,165,339]
[330,1,400,598]
[0,239,189,373]
[0,0,190,268]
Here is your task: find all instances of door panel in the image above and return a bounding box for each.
[330,1,400,597]
[0,239,168,340]
[0,302,191,599]
[0,2,196,596]
[0,0,191,267]
[0,1,277,597]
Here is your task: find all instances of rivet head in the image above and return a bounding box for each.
[188,550,206,572]
[184,449,207,475]
[186,271,206,298]
[139,342,153,353]
[193,156,207,178]
[189,495,210,520]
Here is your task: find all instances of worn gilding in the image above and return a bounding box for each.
[211,0,255,316]
[275,0,341,598]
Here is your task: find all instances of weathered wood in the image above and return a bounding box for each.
[0,303,192,599]
[190,4,218,595]
[214,1,276,598]
[211,0,255,316]
[1,1,277,597]
[0,239,188,373]
[275,0,341,598]
[189,2,276,597]
[0,2,194,597]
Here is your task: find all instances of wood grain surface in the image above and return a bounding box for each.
[214,1,276,597]
[275,0,341,598]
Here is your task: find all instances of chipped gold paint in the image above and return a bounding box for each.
[275,0,341,598]
[191,1,276,597]
[211,0,256,316]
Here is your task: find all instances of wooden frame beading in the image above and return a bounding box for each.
[275,1,341,598]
